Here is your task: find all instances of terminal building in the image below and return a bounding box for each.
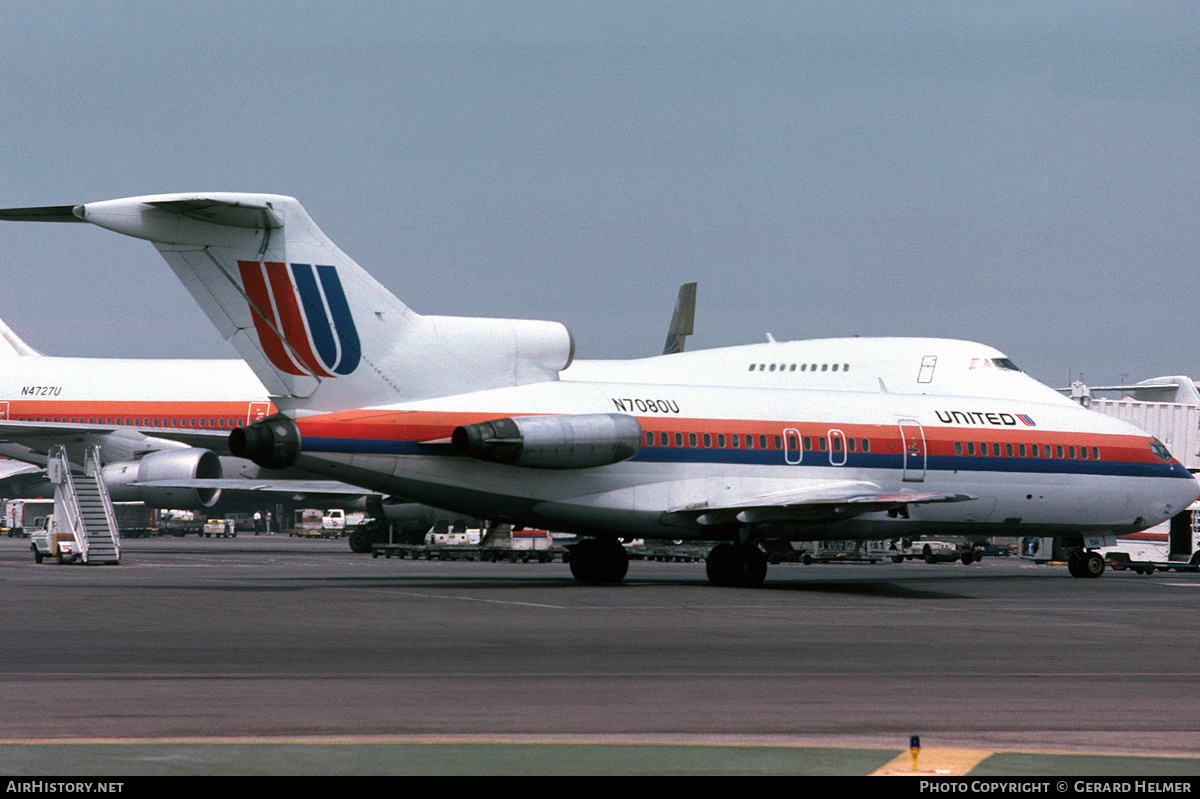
[1050,376,1200,562]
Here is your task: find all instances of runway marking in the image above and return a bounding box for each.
[354,588,570,609]
[870,747,992,776]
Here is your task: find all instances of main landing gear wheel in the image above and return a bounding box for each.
[1068,550,1106,578]
[705,543,768,588]
[569,538,629,584]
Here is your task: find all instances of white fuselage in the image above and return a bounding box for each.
[283,337,1199,543]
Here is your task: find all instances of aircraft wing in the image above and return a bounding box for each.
[0,458,42,480]
[667,479,974,526]
[0,419,231,455]
[135,477,376,497]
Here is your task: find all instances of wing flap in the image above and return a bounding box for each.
[668,479,974,526]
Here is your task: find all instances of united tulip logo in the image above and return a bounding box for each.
[238,260,361,377]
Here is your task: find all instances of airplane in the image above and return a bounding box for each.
[3,194,1195,587]
[0,312,430,544]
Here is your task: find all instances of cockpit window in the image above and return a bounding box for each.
[1150,439,1173,462]
[969,357,1022,372]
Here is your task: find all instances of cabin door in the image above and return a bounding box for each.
[898,419,926,482]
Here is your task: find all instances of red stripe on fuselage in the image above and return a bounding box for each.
[293,410,1173,467]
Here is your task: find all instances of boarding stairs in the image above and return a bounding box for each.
[48,445,121,565]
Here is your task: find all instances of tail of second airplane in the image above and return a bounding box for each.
[1,194,573,413]
[0,317,41,357]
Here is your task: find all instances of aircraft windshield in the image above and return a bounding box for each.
[969,357,1022,372]
[1150,439,1173,462]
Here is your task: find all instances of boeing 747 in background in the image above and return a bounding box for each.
[3,195,1194,586]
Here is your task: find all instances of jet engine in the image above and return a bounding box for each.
[229,413,301,470]
[102,448,223,509]
[451,413,642,469]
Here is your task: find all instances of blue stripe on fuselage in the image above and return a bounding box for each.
[301,436,1189,480]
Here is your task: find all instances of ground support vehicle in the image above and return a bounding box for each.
[769,540,888,565]
[201,518,237,538]
[372,526,565,563]
[1105,549,1200,575]
[29,515,78,564]
[896,538,986,565]
[630,540,711,563]
[3,499,55,537]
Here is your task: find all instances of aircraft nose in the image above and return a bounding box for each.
[1164,472,1200,518]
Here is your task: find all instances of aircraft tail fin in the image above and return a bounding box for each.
[662,282,696,355]
[0,317,41,357]
[2,194,573,412]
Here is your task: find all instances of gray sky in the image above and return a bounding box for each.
[2,1,1197,389]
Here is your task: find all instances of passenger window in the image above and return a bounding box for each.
[717,434,726,448]
[659,432,668,446]
[954,442,963,456]
[688,433,697,447]
[1018,443,1026,457]
[759,435,768,449]
[703,433,712,448]
[803,436,812,451]
[848,438,857,452]
[818,437,827,451]
[1068,446,1076,459]
[861,439,870,452]
[675,432,684,447]
[1092,447,1100,460]
[1056,445,1064,459]
[967,442,975,455]
[1005,443,1013,457]
[774,436,782,450]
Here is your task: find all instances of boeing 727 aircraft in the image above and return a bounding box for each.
[4,194,1195,586]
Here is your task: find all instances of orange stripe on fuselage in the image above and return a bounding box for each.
[293,410,1168,466]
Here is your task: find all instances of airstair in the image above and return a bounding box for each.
[47,445,121,565]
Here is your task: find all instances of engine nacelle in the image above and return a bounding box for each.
[451,413,642,469]
[229,413,301,470]
[102,448,223,509]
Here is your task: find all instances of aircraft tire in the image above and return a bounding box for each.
[705,543,767,588]
[1081,551,1105,578]
[569,538,628,584]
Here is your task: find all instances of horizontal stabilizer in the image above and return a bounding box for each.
[0,205,85,223]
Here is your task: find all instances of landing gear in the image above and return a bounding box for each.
[1067,549,1106,578]
[705,543,768,588]
[569,538,629,584]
